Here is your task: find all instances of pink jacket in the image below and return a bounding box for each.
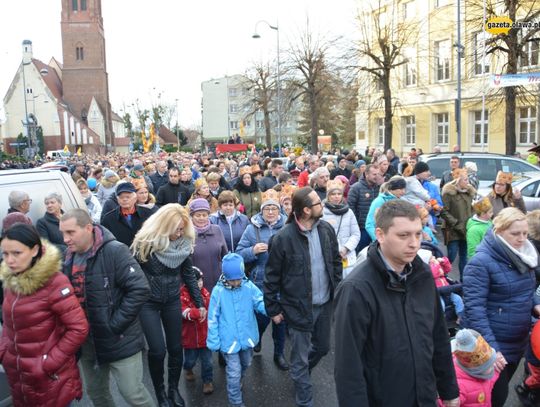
[438,360,499,406]
[430,257,452,288]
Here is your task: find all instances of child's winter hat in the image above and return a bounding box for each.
[453,329,497,379]
[222,253,245,280]
[192,266,203,281]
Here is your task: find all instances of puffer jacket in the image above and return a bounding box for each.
[236,212,286,288]
[466,216,492,258]
[0,242,89,407]
[462,229,537,363]
[206,276,266,354]
[210,210,250,253]
[348,178,380,228]
[437,359,499,407]
[139,247,202,307]
[365,192,397,240]
[36,211,67,253]
[63,226,150,364]
[442,181,476,243]
[181,285,210,349]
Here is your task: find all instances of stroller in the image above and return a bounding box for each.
[420,241,462,336]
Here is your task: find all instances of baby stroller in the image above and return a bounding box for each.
[420,241,462,336]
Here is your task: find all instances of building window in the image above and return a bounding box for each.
[403,47,417,86]
[377,118,385,145]
[229,104,238,113]
[230,121,238,130]
[76,46,84,60]
[80,0,87,10]
[473,31,490,75]
[519,30,539,68]
[229,88,238,97]
[519,107,537,145]
[244,120,251,127]
[402,1,415,19]
[26,88,33,94]
[256,120,264,129]
[435,40,450,81]
[403,116,416,145]
[243,103,251,112]
[72,0,78,11]
[436,113,449,145]
[472,110,489,145]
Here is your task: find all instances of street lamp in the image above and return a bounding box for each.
[175,98,180,152]
[252,20,282,155]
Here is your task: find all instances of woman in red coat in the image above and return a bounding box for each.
[0,224,89,407]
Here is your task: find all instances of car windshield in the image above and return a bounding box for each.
[512,174,531,187]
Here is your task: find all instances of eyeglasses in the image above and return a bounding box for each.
[263,207,279,212]
[310,201,322,208]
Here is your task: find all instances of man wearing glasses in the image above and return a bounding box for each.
[7,191,32,214]
[264,187,342,407]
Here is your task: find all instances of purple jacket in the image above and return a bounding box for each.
[192,224,228,293]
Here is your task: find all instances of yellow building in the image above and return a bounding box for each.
[355,0,539,156]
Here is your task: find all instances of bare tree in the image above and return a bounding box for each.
[466,0,540,154]
[352,0,419,151]
[287,21,340,153]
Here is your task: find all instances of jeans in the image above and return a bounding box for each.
[222,349,253,406]
[255,312,286,356]
[139,297,183,392]
[79,340,155,407]
[447,239,468,280]
[288,301,332,407]
[183,347,213,383]
[356,228,372,254]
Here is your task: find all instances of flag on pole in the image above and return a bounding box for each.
[77,147,82,156]
[63,145,69,153]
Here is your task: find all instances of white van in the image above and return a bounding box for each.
[0,168,86,222]
[46,150,71,160]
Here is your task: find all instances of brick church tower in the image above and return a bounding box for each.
[60,0,114,149]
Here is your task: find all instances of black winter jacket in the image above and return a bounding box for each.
[155,181,190,207]
[140,254,203,307]
[348,178,379,228]
[101,205,155,248]
[334,243,459,406]
[149,171,168,193]
[36,212,67,253]
[264,219,342,331]
[63,227,150,364]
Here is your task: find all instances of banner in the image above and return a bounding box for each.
[490,72,540,88]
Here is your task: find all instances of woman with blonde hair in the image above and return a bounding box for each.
[463,207,538,407]
[131,204,205,407]
[188,178,219,213]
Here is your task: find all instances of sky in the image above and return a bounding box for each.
[0,0,358,129]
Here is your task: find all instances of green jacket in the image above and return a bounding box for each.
[234,190,262,219]
[466,216,492,258]
[441,181,476,243]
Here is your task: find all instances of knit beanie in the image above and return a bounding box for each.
[222,253,245,280]
[104,169,117,179]
[453,329,497,380]
[87,177,98,190]
[189,198,210,214]
[2,212,32,232]
[387,177,406,191]
[261,189,280,210]
[354,159,366,169]
[413,161,430,176]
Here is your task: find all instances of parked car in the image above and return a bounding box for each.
[419,152,540,189]
[478,171,540,212]
[0,168,86,223]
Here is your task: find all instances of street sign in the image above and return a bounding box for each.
[9,142,27,146]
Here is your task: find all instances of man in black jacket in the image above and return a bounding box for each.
[334,200,459,407]
[264,187,342,407]
[155,167,190,207]
[150,160,169,193]
[60,209,154,407]
[259,159,283,192]
[101,182,155,247]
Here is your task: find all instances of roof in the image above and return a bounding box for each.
[158,125,179,145]
[114,137,131,147]
[111,111,123,122]
[32,58,63,101]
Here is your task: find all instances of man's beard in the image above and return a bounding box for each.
[312,212,323,221]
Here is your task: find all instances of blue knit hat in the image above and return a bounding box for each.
[222,253,245,280]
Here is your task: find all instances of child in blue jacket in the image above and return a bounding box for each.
[207,253,266,407]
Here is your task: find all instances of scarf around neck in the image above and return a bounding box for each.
[324,201,350,216]
[194,222,212,234]
[497,234,539,270]
[154,237,192,269]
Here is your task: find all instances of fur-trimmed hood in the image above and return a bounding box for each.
[442,180,476,197]
[100,175,119,189]
[0,241,61,295]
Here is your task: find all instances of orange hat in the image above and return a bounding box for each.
[452,168,468,180]
[131,177,147,191]
[453,329,496,379]
[496,171,513,185]
[261,189,280,210]
[326,179,345,195]
[472,197,492,215]
[280,184,297,205]
[238,166,252,176]
[251,164,263,175]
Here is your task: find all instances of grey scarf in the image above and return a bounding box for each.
[154,237,192,269]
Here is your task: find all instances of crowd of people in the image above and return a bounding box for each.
[0,145,540,407]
